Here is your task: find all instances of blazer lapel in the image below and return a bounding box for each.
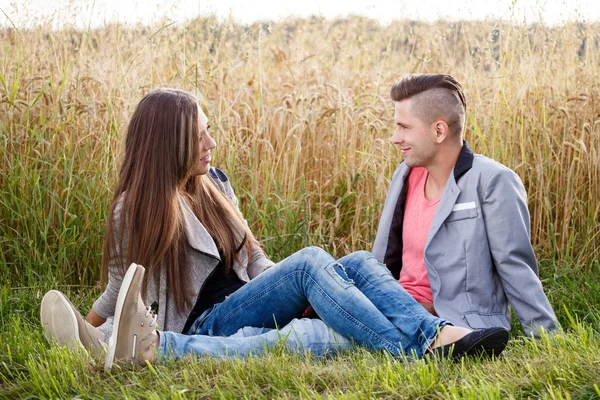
[425,142,473,248]
[380,167,411,242]
[178,194,221,260]
[425,172,461,249]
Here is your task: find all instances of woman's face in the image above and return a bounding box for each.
[189,106,216,176]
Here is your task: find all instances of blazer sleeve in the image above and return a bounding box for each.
[92,201,127,319]
[481,168,558,337]
[247,242,275,279]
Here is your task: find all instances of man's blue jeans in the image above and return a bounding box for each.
[159,248,446,359]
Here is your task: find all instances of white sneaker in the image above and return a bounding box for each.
[40,290,106,355]
[105,263,158,371]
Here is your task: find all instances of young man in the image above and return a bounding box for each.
[372,74,558,337]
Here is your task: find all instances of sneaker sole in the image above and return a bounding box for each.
[461,327,509,359]
[40,290,84,351]
[105,263,139,372]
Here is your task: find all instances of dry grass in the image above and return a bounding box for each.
[1,16,599,286]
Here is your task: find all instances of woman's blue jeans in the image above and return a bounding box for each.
[159,248,446,359]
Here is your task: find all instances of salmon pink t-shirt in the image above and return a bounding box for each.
[400,167,439,303]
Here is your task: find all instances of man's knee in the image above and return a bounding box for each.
[338,251,391,278]
[338,251,376,268]
[353,250,376,260]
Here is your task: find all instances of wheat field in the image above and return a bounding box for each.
[1,14,600,399]
[2,16,598,287]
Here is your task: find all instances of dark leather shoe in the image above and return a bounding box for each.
[430,327,509,360]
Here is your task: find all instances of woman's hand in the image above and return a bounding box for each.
[86,308,107,327]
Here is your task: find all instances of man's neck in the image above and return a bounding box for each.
[424,141,462,200]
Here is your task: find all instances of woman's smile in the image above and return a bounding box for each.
[201,153,212,164]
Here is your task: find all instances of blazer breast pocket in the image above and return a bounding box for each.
[446,201,478,222]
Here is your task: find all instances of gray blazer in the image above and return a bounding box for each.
[92,167,274,333]
[373,143,558,337]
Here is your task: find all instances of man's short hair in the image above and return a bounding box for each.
[390,74,467,137]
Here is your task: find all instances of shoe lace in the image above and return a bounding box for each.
[145,306,157,327]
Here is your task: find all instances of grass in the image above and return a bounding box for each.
[1,283,600,399]
[0,9,599,399]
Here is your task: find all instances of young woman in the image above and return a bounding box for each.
[41,89,508,369]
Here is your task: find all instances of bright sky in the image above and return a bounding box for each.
[0,0,597,28]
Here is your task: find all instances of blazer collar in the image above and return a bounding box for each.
[453,140,474,182]
[178,194,221,260]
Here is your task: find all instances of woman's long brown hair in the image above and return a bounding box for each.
[101,88,256,313]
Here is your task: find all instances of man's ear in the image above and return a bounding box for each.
[433,120,449,143]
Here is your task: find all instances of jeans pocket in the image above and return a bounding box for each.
[324,263,354,289]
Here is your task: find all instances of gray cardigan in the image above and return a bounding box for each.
[373,143,558,337]
[92,167,274,333]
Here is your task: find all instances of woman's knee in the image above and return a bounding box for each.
[297,246,333,263]
[280,246,335,273]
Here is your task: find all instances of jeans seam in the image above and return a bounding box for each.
[208,269,402,354]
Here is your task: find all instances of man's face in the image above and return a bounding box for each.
[391,99,437,168]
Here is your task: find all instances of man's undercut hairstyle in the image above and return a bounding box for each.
[390,74,467,137]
